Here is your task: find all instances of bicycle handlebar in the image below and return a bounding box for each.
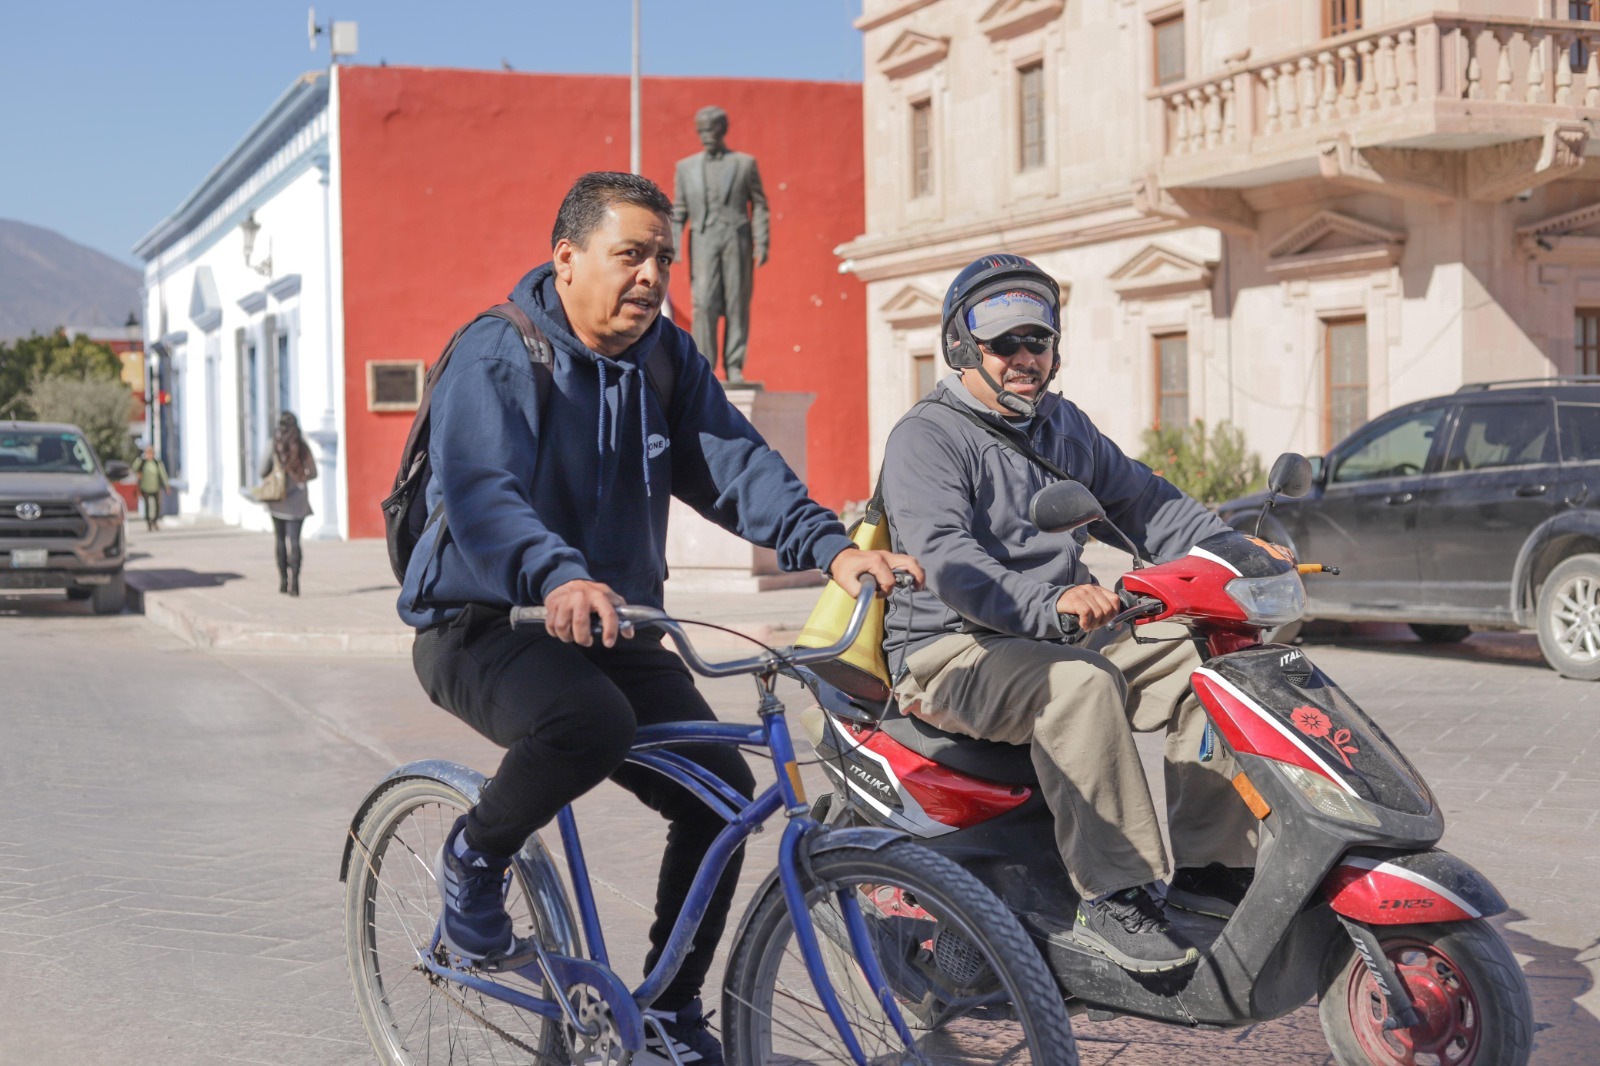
[508,574,886,679]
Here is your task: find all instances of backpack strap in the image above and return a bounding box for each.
[412,303,552,612]
[933,394,1073,482]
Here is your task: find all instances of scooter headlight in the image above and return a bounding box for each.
[1224,570,1305,626]
[1278,763,1380,826]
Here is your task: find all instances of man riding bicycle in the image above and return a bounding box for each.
[880,253,1259,974]
[397,171,918,1064]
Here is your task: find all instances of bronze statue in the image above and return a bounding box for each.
[672,106,769,385]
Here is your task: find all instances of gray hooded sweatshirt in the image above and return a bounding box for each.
[881,376,1228,662]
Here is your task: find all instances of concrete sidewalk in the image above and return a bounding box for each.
[122,521,836,655]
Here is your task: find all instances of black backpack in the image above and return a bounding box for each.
[381,301,676,593]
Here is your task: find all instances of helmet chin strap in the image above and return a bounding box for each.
[976,363,1037,419]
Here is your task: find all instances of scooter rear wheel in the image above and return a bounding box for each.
[1319,919,1531,1066]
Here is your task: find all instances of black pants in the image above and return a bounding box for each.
[413,604,756,1011]
[272,518,303,573]
[141,492,161,529]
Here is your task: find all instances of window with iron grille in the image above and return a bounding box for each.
[1018,62,1045,171]
[1153,14,1185,86]
[1324,317,1369,449]
[1577,309,1600,375]
[910,99,933,199]
[1154,333,1189,428]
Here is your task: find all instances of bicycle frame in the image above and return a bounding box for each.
[389,581,923,1065]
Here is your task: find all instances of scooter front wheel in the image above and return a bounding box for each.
[1319,918,1532,1066]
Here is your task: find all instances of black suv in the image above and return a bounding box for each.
[0,422,130,613]
[1218,379,1600,679]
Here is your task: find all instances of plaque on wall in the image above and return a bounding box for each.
[367,361,424,411]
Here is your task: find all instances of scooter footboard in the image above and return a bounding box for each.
[1321,848,1507,924]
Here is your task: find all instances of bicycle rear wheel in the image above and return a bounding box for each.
[722,839,1077,1065]
[344,776,565,1064]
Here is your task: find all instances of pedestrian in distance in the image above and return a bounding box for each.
[262,411,318,597]
[398,171,920,1066]
[131,446,169,532]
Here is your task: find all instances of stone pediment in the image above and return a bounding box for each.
[1516,201,1600,262]
[877,29,950,79]
[977,0,1065,41]
[1266,210,1405,278]
[1109,244,1216,300]
[189,267,222,332]
[880,283,944,328]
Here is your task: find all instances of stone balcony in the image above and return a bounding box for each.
[1145,14,1600,216]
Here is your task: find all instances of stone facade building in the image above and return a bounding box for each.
[841,0,1600,471]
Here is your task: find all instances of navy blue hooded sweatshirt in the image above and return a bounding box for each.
[396,264,854,629]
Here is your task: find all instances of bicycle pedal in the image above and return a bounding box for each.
[476,937,541,972]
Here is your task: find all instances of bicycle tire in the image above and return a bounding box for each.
[721,839,1078,1065]
[344,776,567,1065]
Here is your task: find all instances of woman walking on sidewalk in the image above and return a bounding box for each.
[263,411,318,596]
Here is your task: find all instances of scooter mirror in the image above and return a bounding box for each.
[1029,480,1104,534]
[1267,453,1314,499]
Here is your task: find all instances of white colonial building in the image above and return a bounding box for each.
[842,0,1600,468]
[133,72,346,537]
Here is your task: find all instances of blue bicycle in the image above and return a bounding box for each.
[340,578,1076,1064]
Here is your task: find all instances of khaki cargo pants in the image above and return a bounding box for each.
[895,622,1259,899]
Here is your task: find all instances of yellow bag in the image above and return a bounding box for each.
[795,495,893,703]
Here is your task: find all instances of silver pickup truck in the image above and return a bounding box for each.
[0,422,129,613]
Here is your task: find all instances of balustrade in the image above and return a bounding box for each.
[1159,13,1600,160]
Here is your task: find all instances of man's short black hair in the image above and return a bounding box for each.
[551,172,673,250]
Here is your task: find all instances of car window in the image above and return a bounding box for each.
[0,432,96,474]
[1442,401,1555,472]
[1558,403,1600,463]
[1330,408,1444,484]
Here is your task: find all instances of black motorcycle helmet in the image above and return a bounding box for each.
[940,253,1061,417]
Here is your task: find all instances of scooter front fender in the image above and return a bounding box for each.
[1322,848,1507,924]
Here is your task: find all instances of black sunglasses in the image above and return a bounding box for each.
[983,333,1053,357]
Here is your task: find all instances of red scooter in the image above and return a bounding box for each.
[800,455,1533,1065]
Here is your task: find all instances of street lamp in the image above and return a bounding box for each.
[240,212,272,277]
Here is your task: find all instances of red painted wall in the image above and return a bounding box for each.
[338,66,866,538]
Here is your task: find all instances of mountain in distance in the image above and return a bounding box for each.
[0,219,141,342]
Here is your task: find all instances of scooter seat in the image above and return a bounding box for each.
[878,709,1040,787]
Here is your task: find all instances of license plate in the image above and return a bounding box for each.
[10,549,47,568]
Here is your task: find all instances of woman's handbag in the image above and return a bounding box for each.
[795,483,893,703]
[252,457,287,503]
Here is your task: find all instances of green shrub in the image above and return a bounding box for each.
[18,373,139,466]
[1137,419,1265,505]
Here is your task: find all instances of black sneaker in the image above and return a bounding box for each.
[1072,886,1199,973]
[433,815,517,961]
[1167,863,1255,919]
[643,997,723,1065]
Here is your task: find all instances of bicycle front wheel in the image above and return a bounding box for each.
[344,776,565,1065]
[722,839,1077,1065]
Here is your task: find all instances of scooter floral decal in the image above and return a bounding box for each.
[1291,706,1362,769]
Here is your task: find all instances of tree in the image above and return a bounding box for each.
[17,373,139,466]
[1137,419,1265,505]
[0,331,125,420]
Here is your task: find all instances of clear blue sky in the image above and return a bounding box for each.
[0,1,863,266]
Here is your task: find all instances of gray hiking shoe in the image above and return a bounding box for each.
[1072,886,1199,973]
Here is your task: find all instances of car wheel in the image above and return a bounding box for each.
[1536,553,1600,681]
[65,587,93,601]
[90,573,126,615]
[1409,623,1472,644]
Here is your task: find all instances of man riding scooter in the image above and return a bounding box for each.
[880,253,1260,973]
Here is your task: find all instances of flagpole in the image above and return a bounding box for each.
[630,0,641,175]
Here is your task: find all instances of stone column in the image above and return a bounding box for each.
[664,388,829,593]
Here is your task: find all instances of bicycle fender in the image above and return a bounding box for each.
[805,825,913,858]
[1322,848,1507,924]
[339,759,485,883]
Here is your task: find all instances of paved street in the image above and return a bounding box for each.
[1,584,1598,1062]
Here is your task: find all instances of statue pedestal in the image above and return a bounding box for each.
[665,388,828,594]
